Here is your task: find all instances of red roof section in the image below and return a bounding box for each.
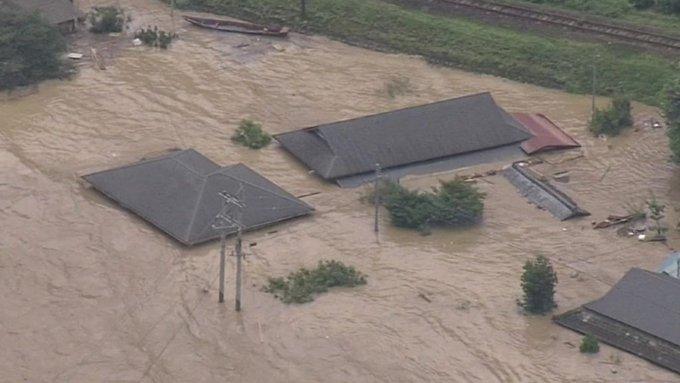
[513,113,581,155]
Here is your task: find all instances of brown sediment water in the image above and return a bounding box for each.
[1,1,678,382]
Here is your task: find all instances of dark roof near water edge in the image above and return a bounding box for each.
[275,92,533,180]
[6,0,78,25]
[83,149,313,246]
[584,268,680,346]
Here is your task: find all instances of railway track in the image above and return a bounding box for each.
[436,0,680,51]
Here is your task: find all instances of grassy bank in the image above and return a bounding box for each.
[173,0,678,105]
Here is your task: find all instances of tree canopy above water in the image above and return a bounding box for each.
[0,6,67,90]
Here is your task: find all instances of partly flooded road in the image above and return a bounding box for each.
[1,1,678,382]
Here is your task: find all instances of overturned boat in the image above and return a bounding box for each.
[183,15,289,37]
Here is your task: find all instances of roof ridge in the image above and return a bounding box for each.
[275,92,493,135]
[84,150,184,178]
[185,176,210,242]
[207,166,312,208]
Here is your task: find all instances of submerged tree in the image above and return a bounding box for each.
[231,119,272,149]
[589,96,633,136]
[662,76,680,161]
[520,255,558,314]
[0,6,67,90]
[646,194,666,237]
[379,179,485,231]
[580,334,600,354]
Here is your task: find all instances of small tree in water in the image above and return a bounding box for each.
[580,334,600,354]
[646,194,666,237]
[232,119,272,149]
[589,96,633,136]
[520,255,558,314]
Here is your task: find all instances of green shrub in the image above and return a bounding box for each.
[658,0,680,14]
[89,6,124,34]
[589,96,633,136]
[231,119,272,149]
[0,7,67,90]
[661,77,680,160]
[520,255,558,314]
[134,26,177,49]
[580,334,600,353]
[265,260,367,304]
[379,179,485,231]
[630,0,655,9]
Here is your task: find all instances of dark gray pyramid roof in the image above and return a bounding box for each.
[7,0,78,25]
[584,268,680,346]
[84,149,313,246]
[275,92,532,180]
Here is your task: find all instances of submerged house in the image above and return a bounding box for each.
[83,149,313,246]
[275,92,533,187]
[554,268,680,374]
[7,0,79,33]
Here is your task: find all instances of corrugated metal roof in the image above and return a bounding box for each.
[585,268,680,347]
[83,149,313,246]
[275,93,533,180]
[513,113,581,155]
[503,163,589,220]
[8,0,78,25]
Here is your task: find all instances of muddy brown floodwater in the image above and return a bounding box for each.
[1,1,679,382]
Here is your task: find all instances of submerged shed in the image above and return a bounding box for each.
[554,268,680,374]
[659,252,680,278]
[275,92,533,187]
[7,0,79,32]
[83,149,313,246]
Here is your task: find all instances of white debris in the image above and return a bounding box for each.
[132,38,143,46]
[67,53,83,60]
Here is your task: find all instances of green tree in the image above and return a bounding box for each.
[89,7,125,34]
[658,0,680,14]
[0,7,67,90]
[231,119,272,149]
[662,76,680,160]
[589,96,633,136]
[520,255,558,314]
[380,179,485,231]
[580,334,600,353]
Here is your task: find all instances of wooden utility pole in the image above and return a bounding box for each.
[218,231,227,303]
[301,0,307,17]
[234,187,244,312]
[170,0,176,34]
[373,163,381,234]
[591,54,597,118]
[213,186,245,305]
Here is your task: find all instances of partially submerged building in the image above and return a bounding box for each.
[554,268,680,374]
[83,149,314,246]
[275,93,533,187]
[659,252,680,278]
[503,162,589,221]
[512,113,581,155]
[7,0,79,33]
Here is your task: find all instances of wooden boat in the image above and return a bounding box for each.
[183,16,289,37]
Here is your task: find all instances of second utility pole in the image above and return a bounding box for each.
[234,188,244,312]
[374,163,381,234]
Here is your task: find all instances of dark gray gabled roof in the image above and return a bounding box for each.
[584,268,680,347]
[275,92,532,180]
[84,149,313,246]
[7,0,78,25]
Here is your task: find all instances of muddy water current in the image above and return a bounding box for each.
[1,1,679,382]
